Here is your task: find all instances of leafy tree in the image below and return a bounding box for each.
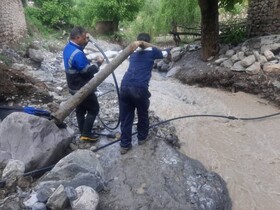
[123,0,161,39]
[30,0,75,28]
[123,0,200,42]
[73,0,144,30]
[157,0,200,32]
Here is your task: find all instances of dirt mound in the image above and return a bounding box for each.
[174,50,280,107]
[0,63,53,105]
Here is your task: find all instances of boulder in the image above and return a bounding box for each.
[35,149,105,193]
[97,139,231,210]
[0,112,73,171]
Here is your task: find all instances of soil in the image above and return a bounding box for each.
[0,63,52,105]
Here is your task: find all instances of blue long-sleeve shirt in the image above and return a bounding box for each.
[121,47,168,88]
[63,41,99,91]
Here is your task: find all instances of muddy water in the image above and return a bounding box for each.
[105,61,280,210]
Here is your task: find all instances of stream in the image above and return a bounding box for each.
[106,60,280,210]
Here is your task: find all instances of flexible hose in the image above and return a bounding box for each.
[1,111,278,187]
[91,112,280,152]
[87,35,121,130]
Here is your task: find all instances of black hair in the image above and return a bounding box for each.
[70,26,86,39]
[137,33,151,43]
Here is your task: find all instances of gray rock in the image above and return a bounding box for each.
[240,55,256,67]
[246,62,261,75]
[237,51,245,60]
[225,49,235,57]
[97,139,231,210]
[263,50,275,61]
[24,192,38,209]
[214,58,228,65]
[32,202,47,210]
[166,66,181,77]
[0,112,73,171]
[46,184,68,210]
[221,59,233,68]
[171,47,184,62]
[71,185,99,210]
[28,48,44,63]
[263,64,280,73]
[231,54,239,63]
[35,149,105,193]
[65,186,78,201]
[2,159,25,180]
[231,61,245,72]
[0,194,21,210]
[36,187,54,203]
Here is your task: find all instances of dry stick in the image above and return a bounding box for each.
[52,41,156,125]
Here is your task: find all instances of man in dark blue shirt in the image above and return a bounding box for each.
[119,33,170,154]
[63,26,103,141]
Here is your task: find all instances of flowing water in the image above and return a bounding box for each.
[105,60,280,210]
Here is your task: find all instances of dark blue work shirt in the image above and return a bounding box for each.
[121,47,167,89]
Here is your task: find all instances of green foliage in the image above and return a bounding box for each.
[219,0,248,11]
[158,0,200,30]
[123,0,200,41]
[220,21,247,45]
[122,0,160,40]
[92,0,143,22]
[0,54,13,66]
[24,7,51,36]
[33,0,45,7]
[71,0,144,28]
[70,0,97,27]
[28,0,75,28]
[40,0,73,28]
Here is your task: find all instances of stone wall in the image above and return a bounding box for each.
[0,0,27,44]
[247,0,280,37]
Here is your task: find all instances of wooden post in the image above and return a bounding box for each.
[52,41,155,125]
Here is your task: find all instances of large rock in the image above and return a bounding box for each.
[0,112,73,171]
[97,139,231,210]
[35,149,105,192]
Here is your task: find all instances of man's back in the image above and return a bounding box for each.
[121,47,164,88]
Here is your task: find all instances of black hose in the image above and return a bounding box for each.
[1,111,279,188]
[92,112,280,152]
[0,164,56,188]
[90,40,121,130]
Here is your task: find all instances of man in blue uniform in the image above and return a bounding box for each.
[119,33,171,154]
[63,26,103,141]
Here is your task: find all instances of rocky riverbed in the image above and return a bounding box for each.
[1,35,280,209]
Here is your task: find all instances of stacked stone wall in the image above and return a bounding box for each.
[0,0,27,44]
[247,0,280,37]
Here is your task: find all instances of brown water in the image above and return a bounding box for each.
[106,61,280,210]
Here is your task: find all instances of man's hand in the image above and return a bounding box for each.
[96,56,104,67]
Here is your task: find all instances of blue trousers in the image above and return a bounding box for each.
[119,86,151,148]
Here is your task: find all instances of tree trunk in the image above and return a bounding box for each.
[198,0,219,61]
[52,41,154,125]
[0,0,27,44]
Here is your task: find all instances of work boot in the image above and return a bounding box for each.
[80,132,99,142]
[120,145,132,155]
[138,138,148,145]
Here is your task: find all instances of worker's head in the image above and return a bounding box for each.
[70,26,88,47]
[137,33,151,43]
